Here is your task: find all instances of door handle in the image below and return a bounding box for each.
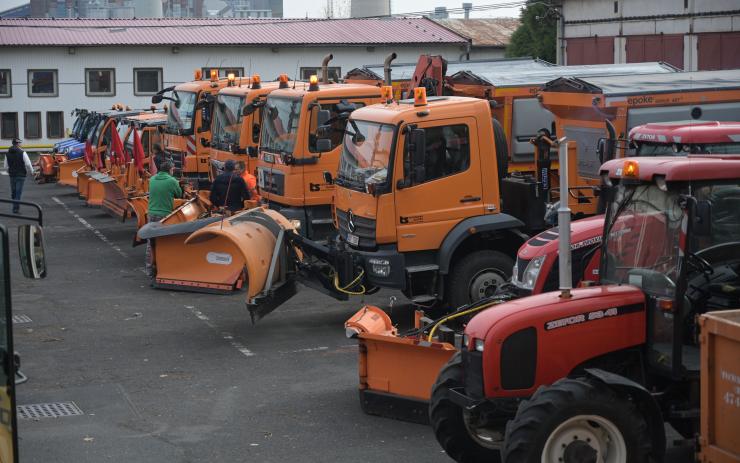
[460,196,481,203]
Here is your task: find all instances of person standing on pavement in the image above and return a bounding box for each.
[145,160,182,277]
[4,138,34,214]
[210,159,250,213]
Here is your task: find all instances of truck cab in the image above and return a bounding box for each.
[153,71,229,182]
[331,92,530,309]
[209,75,290,174]
[256,79,382,240]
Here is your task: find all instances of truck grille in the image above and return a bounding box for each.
[336,208,376,249]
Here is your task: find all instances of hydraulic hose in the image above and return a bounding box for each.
[333,268,366,295]
[427,300,502,342]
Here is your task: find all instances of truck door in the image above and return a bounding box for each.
[395,118,484,252]
[0,225,18,463]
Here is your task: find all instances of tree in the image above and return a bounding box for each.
[506,1,558,64]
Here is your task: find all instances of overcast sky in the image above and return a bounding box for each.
[0,0,522,19]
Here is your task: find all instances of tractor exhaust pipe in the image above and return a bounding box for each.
[383,52,397,86]
[321,53,334,83]
[557,137,572,298]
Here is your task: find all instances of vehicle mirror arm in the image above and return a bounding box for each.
[0,199,42,225]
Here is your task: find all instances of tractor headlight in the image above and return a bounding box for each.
[290,219,302,230]
[474,338,485,352]
[368,258,391,278]
[462,334,470,349]
[515,255,545,290]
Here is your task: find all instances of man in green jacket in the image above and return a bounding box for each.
[146,160,182,277]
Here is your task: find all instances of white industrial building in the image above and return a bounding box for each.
[559,0,740,70]
[0,17,487,148]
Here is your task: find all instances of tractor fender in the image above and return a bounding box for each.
[137,216,222,240]
[584,368,666,461]
[437,214,525,274]
[184,208,297,302]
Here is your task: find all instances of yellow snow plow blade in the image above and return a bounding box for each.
[184,207,300,322]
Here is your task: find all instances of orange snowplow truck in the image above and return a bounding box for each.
[209,74,292,175]
[256,55,383,240]
[152,70,229,183]
[539,69,740,215]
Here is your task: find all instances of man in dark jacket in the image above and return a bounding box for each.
[4,138,34,214]
[210,159,250,213]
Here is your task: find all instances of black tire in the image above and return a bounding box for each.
[492,118,508,185]
[430,352,503,463]
[502,377,653,463]
[446,250,514,310]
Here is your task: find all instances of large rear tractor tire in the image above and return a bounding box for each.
[429,352,503,463]
[502,377,653,463]
[446,250,513,310]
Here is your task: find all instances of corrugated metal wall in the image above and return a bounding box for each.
[626,34,684,69]
[698,32,740,70]
[565,37,614,65]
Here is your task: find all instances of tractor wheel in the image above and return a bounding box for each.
[429,352,503,463]
[502,377,653,463]
[446,250,513,310]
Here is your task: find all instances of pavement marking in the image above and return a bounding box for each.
[52,196,129,259]
[184,305,255,357]
[12,314,32,324]
[279,346,329,354]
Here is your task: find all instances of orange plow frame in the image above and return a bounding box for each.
[58,158,85,187]
[345,306,458,424]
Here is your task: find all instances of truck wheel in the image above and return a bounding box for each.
[447,250,513,309]
[502,377,652,463]
[429,352,503,463]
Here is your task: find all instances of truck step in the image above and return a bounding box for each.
[406,264,439,274]
[411,295,437,304]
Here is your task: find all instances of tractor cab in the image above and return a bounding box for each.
[599,156,740,377]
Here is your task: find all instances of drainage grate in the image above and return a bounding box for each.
[17,402,84,420]
[12,315,32,324]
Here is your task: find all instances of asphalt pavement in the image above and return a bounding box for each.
[4,177,449,463]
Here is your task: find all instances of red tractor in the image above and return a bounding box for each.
[429,155,740,462]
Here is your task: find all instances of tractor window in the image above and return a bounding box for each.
[692,181,740,249]
[309,101,365,153]
[419,124,470,183]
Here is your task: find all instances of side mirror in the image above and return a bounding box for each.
[151,94,163,104]
[252,123,260,142]
[409,128,426,184]
[315,138,332,153]
[18,225,46,279]
[317,109,331,127]
[693,200,712,237]
[596,137,616,164]
[323,171,334,185]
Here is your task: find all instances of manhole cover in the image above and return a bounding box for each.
[17,402,83,420]
[12,315,32,324]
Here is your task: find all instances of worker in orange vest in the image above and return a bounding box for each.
[239,162,259,201]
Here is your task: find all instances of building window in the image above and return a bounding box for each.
[24,112,42,139]
[28,70,58,97]
[86,68,115,96]
[0,70,10,97]
[47,111,65,138]
[1,113,18,139]
[201,67,244,79]
[134,68,163,95]
[301,67,341,82]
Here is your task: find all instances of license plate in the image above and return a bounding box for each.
[346,233,359,246]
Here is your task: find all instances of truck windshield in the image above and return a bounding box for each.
[80,116,97,141]
[71,115,84,138]
[636,142,740,156]
[261,97,301,155]
[212,94,244,150]
[337,120,394,192]
[167,90,197,135]
[601,183,685,298]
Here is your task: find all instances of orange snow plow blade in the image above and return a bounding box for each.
[36,154,58,183]
[102,178,130,221]
[58,158,85,187]
[345,305,457,424]
[184,208,300,322]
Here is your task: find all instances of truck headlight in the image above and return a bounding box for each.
[515,255,545,290]
[462,334,469,349]
[289,219,302,230]
[368,258,390,278]
[474,338,485,352]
